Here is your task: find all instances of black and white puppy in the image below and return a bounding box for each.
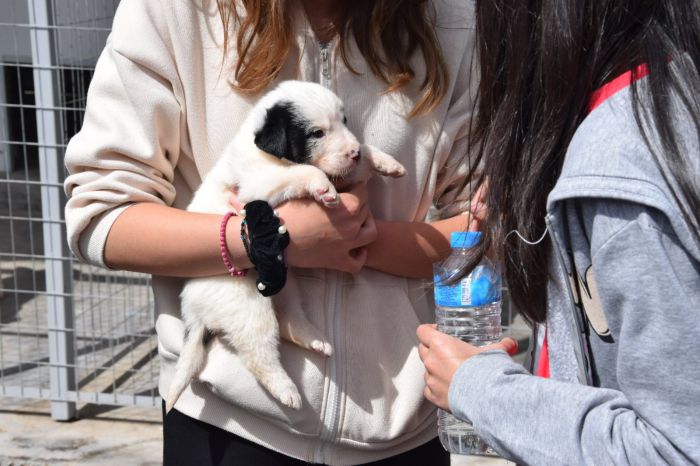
[166,80,406,412]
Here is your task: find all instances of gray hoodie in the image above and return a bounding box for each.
[448,77,700,465]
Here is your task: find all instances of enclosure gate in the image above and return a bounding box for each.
[0,0,159,420]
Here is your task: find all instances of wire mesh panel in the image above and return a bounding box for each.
[0,0,159,419]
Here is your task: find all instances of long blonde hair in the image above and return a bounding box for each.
[217,0,448,118]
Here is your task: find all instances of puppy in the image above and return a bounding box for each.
[165,81,406,412]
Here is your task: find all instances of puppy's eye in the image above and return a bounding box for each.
[343,116,347,124]
[309,129,325,139]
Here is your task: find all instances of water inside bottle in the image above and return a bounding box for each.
[435,301,502,456]
[438,409,498,456]
[435,302,502,343]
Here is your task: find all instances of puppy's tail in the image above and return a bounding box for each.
[165,322,207,413]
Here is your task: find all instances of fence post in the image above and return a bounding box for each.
[0,67,9,174]
[28,0,76,421]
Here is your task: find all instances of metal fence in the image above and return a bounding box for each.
[0,0,160,421]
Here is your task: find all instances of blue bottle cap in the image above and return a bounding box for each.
[450,231,481,248]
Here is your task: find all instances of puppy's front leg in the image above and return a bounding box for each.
[361,144,407,179]
[274,274,332,356]
[243,164,340,207]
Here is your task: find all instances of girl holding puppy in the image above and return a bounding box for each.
[64,0,478,464]
[418,1,700,464]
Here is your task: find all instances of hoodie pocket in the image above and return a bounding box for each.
[336,276,437,444]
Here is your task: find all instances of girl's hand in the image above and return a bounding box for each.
[276,183,377,274]
[416,324,518,411]
[467,181,488,231]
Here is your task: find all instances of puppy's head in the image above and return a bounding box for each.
[253,81,361,178]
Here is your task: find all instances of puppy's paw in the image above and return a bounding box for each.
[267,375,302,410]
[310,179,340,207]
[375,158,406,178]
[311,339,333,357]
[279,386,302,410]
[362,145,407,178]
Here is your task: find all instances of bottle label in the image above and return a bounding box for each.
[434,265,500,307]
[434,275,473,307]
[460,278,472,305]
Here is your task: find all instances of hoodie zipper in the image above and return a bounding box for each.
[319,42,332,88]
[317,272,342,461]
[314,40,343,464]
[545,215,593,386]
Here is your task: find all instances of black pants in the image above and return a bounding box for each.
[163,405,450,466]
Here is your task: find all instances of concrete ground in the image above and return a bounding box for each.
[0,397,162,466]
[0,396,514,466]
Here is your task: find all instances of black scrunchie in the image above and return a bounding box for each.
[243,200,290,297]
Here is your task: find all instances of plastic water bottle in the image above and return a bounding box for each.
[433,231,502,456]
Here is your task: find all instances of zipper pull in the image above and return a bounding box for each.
[320,45,331,88]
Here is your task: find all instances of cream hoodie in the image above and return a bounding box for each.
[64,0,476,463]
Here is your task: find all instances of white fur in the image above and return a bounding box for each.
[166,81,406,412]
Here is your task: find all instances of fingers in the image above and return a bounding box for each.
[423,385,435,403]
[492,337,519,356]
[276,188,375,272]
[468,201,486,228]
[473,179,488,203]
[418,342,428,361]
[337,205,375,274]
[467,181,488,228]
[416,323,439,346]
[331,190,369,232]
[343,247,368,274]
[473,337,518,356]
[338,183,368,215]
[418,326,516,359]
[351,212,377,248]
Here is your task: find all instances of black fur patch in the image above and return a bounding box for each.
[254,102,311,164]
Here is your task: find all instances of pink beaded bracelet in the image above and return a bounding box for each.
[220,211,247,277]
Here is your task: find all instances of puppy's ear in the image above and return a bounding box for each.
[254,102,309,163]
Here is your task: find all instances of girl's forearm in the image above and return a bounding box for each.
[104,203,252,277]
[365,215,472,279]
[104,203,472,279]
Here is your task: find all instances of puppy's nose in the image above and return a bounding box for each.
[348,149,361,162]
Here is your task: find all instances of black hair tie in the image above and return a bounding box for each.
[241,200,289,297]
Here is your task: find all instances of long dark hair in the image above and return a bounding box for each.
[466,1,700,323]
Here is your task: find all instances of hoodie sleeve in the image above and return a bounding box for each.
[432,21,479,220]
[447,199,700,465]
[63,0,183,267]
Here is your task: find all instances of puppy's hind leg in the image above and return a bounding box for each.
[165,322,207,413]
[274,274,332,357]
[220,297,302,409]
